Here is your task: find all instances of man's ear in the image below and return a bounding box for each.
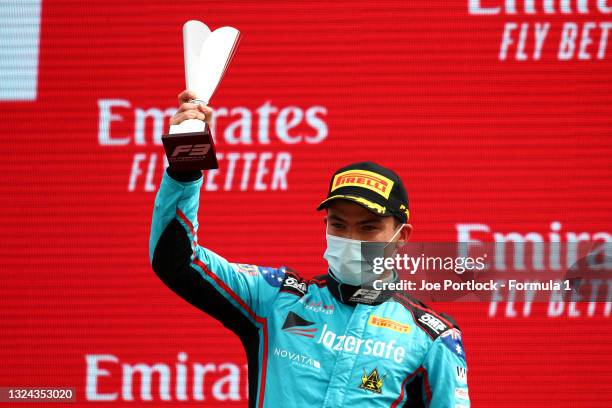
[398,223,413,243]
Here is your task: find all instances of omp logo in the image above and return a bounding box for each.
[331,170,394,199]
[171,144,211,157]
[0,1,42,100]
[282,276,308,295]
[418,313,447,335]
[368,316,410,334]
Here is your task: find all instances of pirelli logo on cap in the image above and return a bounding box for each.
[368,315,410,334]
[331,170,394,199]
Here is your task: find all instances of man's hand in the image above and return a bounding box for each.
[169,90,214,126]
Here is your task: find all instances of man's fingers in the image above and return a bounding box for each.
[169,110,207,126]
[176,102,199,114]
[173,90,214,125]
[198,104,214,118]
[178,89,197,105]
[181,109,206,122]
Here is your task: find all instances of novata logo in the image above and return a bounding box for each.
[273,347,321,370]
[316,324,406,363]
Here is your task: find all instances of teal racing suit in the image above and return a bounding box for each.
[149,168,470,408]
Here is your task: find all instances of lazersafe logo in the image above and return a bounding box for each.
[316,324,407,363]
[282,313,408,363]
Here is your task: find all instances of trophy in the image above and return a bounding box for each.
[162,20,240,171]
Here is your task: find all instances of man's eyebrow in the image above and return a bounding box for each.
[328,214,384,225]
[357,218,384,225]
[328,214,346,223]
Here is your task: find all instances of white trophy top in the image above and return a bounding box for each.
[170,20,240,135]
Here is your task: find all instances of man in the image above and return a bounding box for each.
[149,90,470,407]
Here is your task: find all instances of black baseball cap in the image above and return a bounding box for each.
[316,161,410,224]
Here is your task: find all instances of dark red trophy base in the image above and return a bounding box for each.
[161,123,219,171]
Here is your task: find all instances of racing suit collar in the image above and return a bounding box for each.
[326,270,396,306]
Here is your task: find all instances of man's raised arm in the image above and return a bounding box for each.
[148,90,285,332]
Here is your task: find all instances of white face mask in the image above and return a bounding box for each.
[323,225,404,286]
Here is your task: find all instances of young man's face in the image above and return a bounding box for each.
[324,199,412,243]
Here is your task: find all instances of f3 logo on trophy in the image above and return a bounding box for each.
[170,143,211,158]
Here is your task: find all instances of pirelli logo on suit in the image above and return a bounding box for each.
[368,315,411,334]
[331,170,394,199]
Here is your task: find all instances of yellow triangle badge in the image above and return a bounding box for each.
[360,368,385,394]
